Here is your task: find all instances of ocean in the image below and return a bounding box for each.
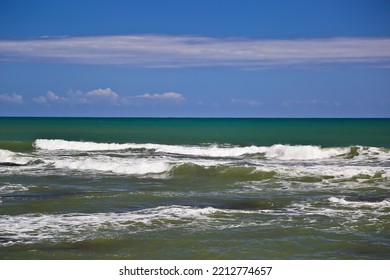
[0,117,389,259]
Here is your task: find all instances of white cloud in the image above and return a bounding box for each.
[47,90,62,101]
[231,98,262,106]
[137,92,185,100]
[33,90,66,104]
[86,88,119,103]
[86,88,118,99]
[0,93,23,104]
[1,35,389,68]
[32,89,184,106]
[33,96,47,104]
[121,91,185,106]
[282,99,342,107]
[65,89,88,104]
[34,89,118,105]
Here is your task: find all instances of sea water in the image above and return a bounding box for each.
[0,118,389,259]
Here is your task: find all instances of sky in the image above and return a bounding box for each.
[0,0,390,117]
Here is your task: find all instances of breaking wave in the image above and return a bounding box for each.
[2,140,389,180]
[0,149,31,165]
[51,157,172,175]
[264,144,348,160]
[33,139,363,160]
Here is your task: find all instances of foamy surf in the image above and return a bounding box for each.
[271,164,390,180]
[0,206,219,246]
[51,157,173,175]
[0,149,31,165]
[34,139,266,157]
[34,139,356,160]
[3,144,388,180]
[264,144,348,160]
[26,139,390,179]
[328,197,390,208]
[34,139,133,151]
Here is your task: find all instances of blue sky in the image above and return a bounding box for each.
[0,0,390,117]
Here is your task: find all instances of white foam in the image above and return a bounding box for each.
[328,197,390,208]
[0,206,218,245]
[1,205,297,246]
[32,139,390,179]
[153,144,268,157]
[34,139,133,151]
[311,166,388,178]
[264,144,348,160]
[258,162,390,181]
[354,146,390,162]
[0,149,30,165]
[34,139,355,160]
[0,149,15,161]
[34,139,266,157]
[51,156,172,175]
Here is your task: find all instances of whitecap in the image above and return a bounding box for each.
[328,197,390,208]
[34,139,133,151]
[264,144,348,160]
[34,139,266,157]
[0,149,31,165]
[34,139,355,160]
[51,156,173,175]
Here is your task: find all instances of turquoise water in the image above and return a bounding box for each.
[0,118,389,148]
[0,118,389,259]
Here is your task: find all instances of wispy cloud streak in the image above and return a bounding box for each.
[32,89,184,106]
[0,93,24,104]
[1,35,390,67]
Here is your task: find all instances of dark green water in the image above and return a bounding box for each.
[1,117,389,148]
[0,118,389,259]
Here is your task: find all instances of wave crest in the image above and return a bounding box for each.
[33,139,357,160]
[264,144,348,160]
[0,149,30,165]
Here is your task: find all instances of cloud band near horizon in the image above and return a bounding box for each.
[1,35,390,68]
[29,89,185,106]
